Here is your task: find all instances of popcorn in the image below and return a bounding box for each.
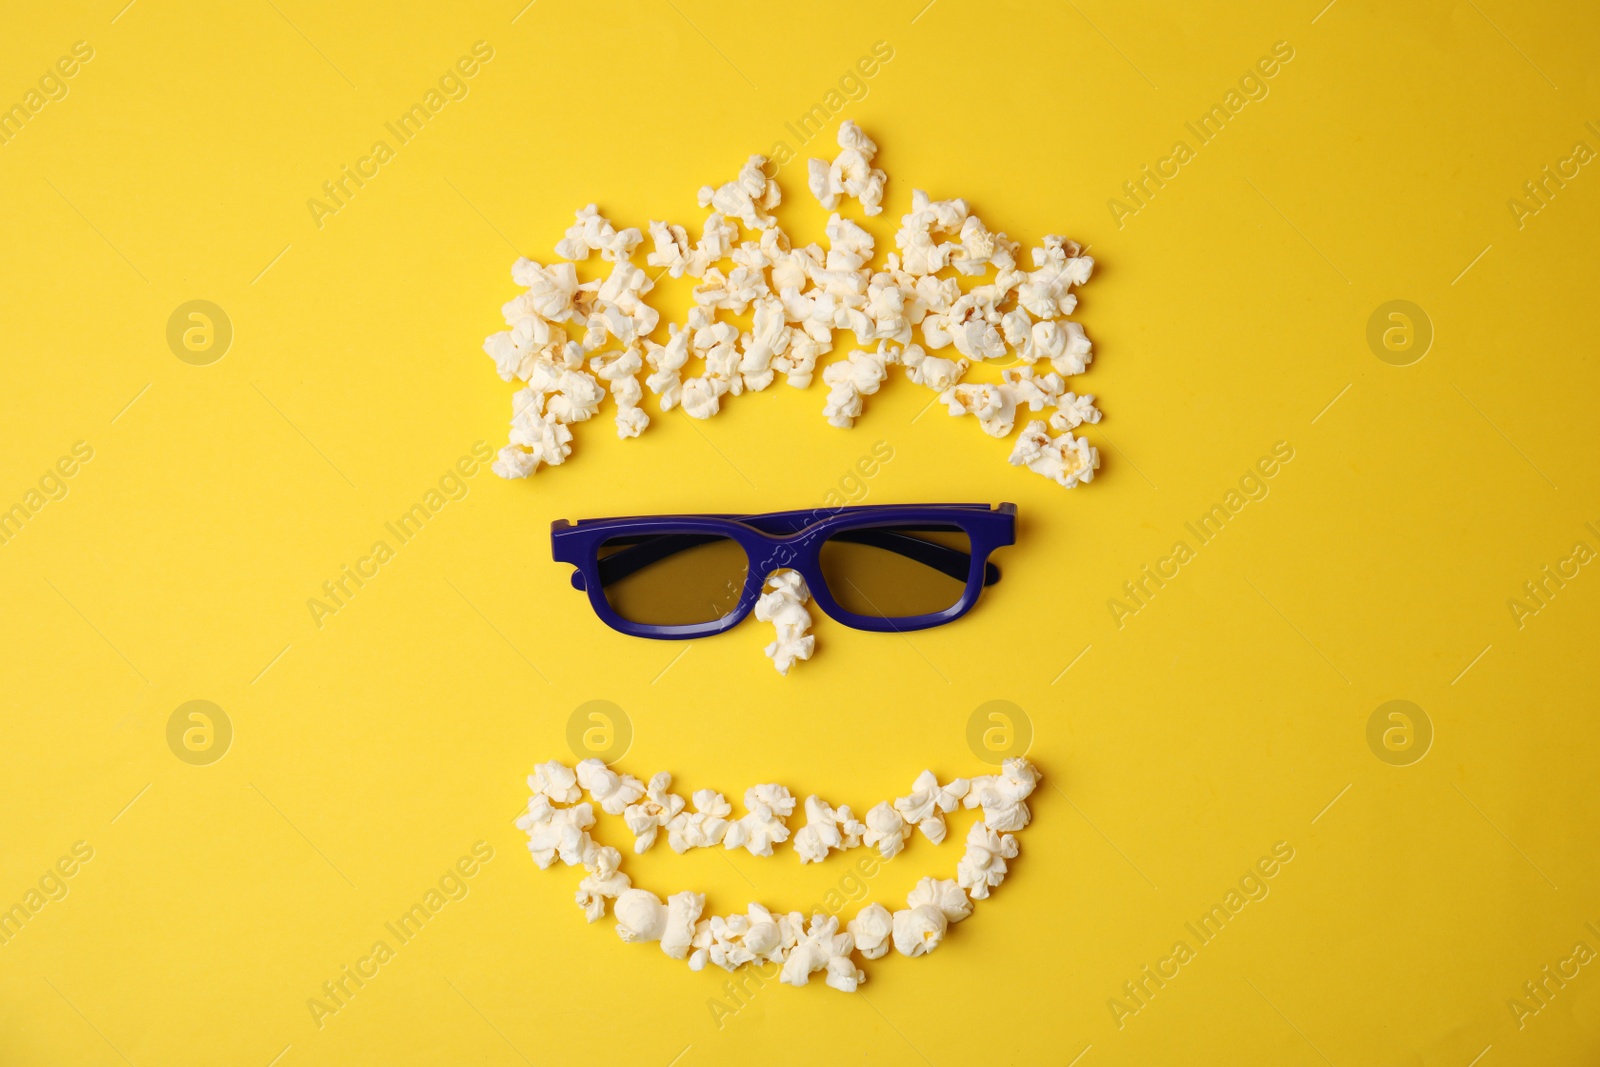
[956,820,1019,900]
[771,329,829,389]
[807,120,888,216]
[862,800,911,860]
[939,382,1018,438]
[906,877,973,923]
[900,343,967,391]
[892,770,970,846]
[491,443,541,479]
[1050,391,1102,432]
[891,903,948,958]
[515,795,594,869]
[622,772,687,853]
[679,375,730,420]
[724,783,796,856]
[949,214,1018,278]
[575,758,647,815]
[1008,419,1099,489]
[555,204,642,263]
[661,891,705,959]
[738,297,788,392]
[509,258,581,322]
[666,789,733,852]
[522,757,1045,991]
[698,155,781,231]
[827,954,867,993]
[481,124,1107,519]
[821,342,897,429]
[575,844,630,922]
[613,888,668,943]
[1003,366,1067,413]
[646,219,693,278]
[847,902,894,960]
[528,760,582,804]
[689,903,785,972]
[643,325,690,410]
[895,189,969,276]
[793,795,866,864]
[685,213,739,278]
[591,345,650,439]
[779,913,859,990]
[963,757,1041,832]
[1020,319,1094,376]
[754,569,814,674]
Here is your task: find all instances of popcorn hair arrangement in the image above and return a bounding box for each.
[517,756,1042,992]
[481,121,1103,490]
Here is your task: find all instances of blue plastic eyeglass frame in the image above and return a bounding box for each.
[551,502,1018,640]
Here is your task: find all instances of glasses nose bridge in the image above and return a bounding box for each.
[747,528,816,583]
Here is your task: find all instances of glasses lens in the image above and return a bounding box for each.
[818,524,972,619]
[597,533,748,626]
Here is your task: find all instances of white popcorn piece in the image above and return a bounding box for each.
[939,382,1018,438]
[689,903,785,972]
[613,888,668,943]
[963,757,1041,832]
[661,891,705,959]
[1008,419,1099,489]
[515,795,594,869]
[491,443,541,479]
[679,375,730,420]
[847,902,894,960]
[753,569,814,674]
[698,154,781,231]
[1020,319,1094,376]
[1050,391,1102,432]
[646,219,693,278]
[723,783,797,856]
[575,758,647,815]
[793,795,866,864]
[508,258,581,321]
[892,770,970,846]
[643,325,690,410]
[891,904,948,958]
[555,204,642,263]
[862,800,911,860]
[906,877,973,923]
[900,342,967,391]
[738,297,788,392]
[622,772,687,853]
[1003,366,1067,413]
[821,342,898,429]
[1017,234,1091,319]
[826,954,867,993]
[824,212,876,270]
[772,330,831,388]
[949,213,1019,278]
[894,189,969,276]
[957,820,1020,901]
[516,362,607,426]
[591,346,650,439]
[807,120,888,216]
[780,913,858,990]
[666,789,733,853]
[528,760,582,804]
[575,844,631,922]
[686,212,739,279]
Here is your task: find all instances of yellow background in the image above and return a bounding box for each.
[3,0,1599,1063]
